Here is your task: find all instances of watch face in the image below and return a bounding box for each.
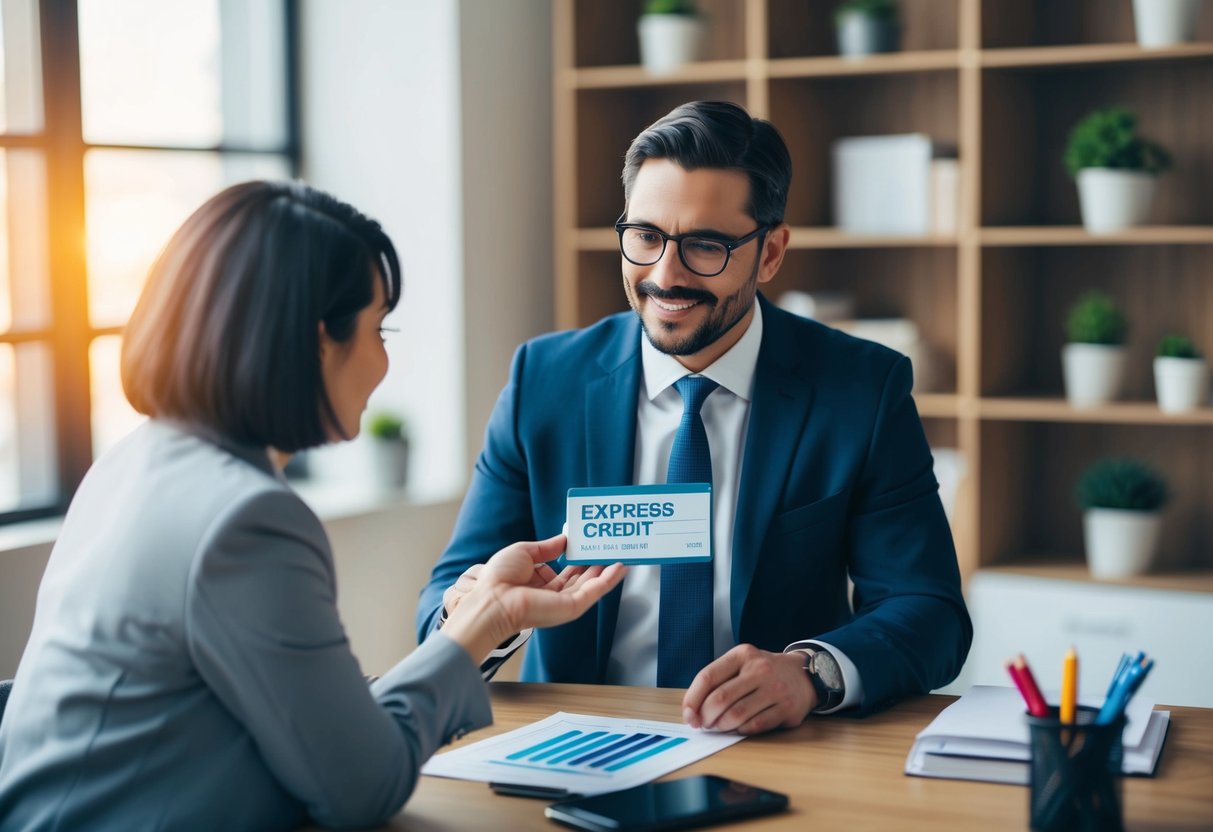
[811,651,844,690]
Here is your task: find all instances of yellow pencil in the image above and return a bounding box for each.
[1061,646,1078,725]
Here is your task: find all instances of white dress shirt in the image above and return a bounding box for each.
[603,302,863,712]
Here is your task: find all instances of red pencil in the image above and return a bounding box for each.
[1005,658,1040,715]
[1014,654,1050,716]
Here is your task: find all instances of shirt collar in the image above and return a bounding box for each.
[640,298,763,403]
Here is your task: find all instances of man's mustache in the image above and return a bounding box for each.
[636,281,717,306]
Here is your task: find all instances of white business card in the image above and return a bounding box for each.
[564,484,712,565]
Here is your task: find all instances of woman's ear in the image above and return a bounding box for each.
[318,321,330,357]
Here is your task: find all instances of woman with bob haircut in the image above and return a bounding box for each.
[0,181,625,831]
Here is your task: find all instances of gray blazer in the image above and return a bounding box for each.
[0,420,491,831]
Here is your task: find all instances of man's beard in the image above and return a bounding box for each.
[625,265,759,358]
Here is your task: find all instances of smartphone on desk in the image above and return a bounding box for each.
[544,774,788,831]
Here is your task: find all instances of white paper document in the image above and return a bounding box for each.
[905,685,1170,785]
[421,712,743,795]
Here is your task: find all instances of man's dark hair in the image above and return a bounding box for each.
[121,180,402,452]
[621,100,792,227]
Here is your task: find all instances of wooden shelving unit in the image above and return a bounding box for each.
[552,0,1213,589]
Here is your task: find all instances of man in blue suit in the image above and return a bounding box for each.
[418,101,971,734]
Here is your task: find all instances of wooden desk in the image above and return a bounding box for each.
[335,683,1213,830]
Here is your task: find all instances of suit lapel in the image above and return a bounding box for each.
[584,319,642,681]
[730,296,814,640]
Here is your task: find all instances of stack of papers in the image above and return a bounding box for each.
[905,686,1170,785]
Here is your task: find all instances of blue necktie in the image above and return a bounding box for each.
[657,376,718,688]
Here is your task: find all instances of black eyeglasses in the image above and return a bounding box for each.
[615,214,768,278]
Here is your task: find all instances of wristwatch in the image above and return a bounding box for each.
[799,646,845,713]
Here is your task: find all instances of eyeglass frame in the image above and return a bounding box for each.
[614,211,770,278]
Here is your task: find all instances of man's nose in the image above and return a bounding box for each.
[647,240,693,288]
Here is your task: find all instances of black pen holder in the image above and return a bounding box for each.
[1026,706,1125,832]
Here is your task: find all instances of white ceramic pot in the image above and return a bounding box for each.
[1062,343,1127,407]
[1132,0,1203,47]
[637,14,705,75]
[836,13,899,58]
[1083,508,1162,578]
[1076,169,1157,234]
[1154,356,1208,412]
[371,438,409,490]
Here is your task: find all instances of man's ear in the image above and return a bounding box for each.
[757,223,791,285]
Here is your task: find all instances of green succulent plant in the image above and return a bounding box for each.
[834,0,898,23]
[1066,291,1127,346]
[1157,334,1201,359]
[1076,458,1168,512]
[643,0,699,15]
[366,411,407,442]
[1063,107,1171,178]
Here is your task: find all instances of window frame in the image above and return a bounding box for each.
[0,0,300,524]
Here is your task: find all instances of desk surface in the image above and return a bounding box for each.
[325,683,1213,831]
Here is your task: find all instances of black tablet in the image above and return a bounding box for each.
[544,774,789,832]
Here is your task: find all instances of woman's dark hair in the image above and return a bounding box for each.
[121,180,402,452]
[621,100,792,227]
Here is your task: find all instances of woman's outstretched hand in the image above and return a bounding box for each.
[441,534,626,664]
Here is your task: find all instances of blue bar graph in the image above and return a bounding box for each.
[605,737,687,771]
[491,728,688,777]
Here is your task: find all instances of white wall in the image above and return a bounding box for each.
[458,0,554,464]
[299,0,466,503]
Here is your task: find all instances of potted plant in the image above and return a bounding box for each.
[1064,107,1171,234]
[1076,458,1167,578]
[637,0,705,76]
[834,0,900,59]
[366,410,410,490]
[1154,334,1208,413]
[1132,0,1204,48]
[1062,291,1128,408]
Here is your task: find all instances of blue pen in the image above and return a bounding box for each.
[1097,666,1134,724]
[1098,656,1153,724]
[1106,653,1130,698]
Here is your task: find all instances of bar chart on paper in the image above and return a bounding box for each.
[421,712,743,795]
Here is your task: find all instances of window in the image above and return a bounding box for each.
[0,0,296,523]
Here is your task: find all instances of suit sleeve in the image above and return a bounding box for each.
[185,489,492,830]
[813,356,973,715]
[416,343,540,645]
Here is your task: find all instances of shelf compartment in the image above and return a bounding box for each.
[980,0,1213,49]
[774,247,959,394]
[569,60,749,90]
[979,398,1213,426]
[980,245,1213,400]
[574,251,630,327]
[787,228,959,248]
[981,42,1213,69]
[980,226,1213,246]
[574,82,748,229]
[979,420,1212,573]
[770,71,959,227]
[980,561,1213,595]
[981,61,1213,227]
[767,51,961,78]
[917,395,962,420]
[768,0,959,60]
[571,0,747,69]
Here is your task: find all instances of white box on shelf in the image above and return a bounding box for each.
[832,133,932,235]
[929,158,960,234]
[775,290,855,324]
